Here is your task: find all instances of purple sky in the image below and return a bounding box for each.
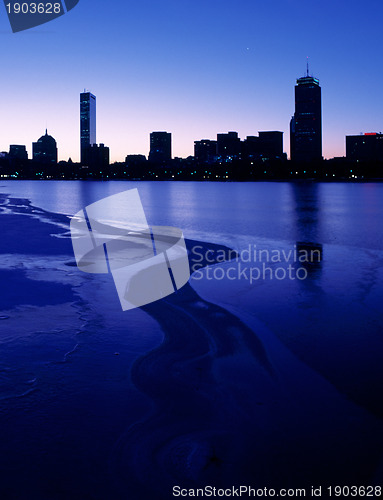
[1,0,382,162]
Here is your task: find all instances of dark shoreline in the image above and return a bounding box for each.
[2,177,383,182]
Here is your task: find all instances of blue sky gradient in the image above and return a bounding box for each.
[1,0,382,161]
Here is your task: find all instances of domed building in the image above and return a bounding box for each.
[32,130,58,164]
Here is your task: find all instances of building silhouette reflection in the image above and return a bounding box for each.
[290,181,323,278]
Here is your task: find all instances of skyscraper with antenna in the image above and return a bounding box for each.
[80,91,96,165]
[290,61,322,162]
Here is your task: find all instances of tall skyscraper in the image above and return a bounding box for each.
[149,132,172,163]
[290,66,322,162]
[80,91,96,165]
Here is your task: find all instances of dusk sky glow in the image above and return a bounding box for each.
[1,0,383,162]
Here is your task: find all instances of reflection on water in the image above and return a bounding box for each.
[290,182,323,281]
[2,180,383,249]
[290,181,321,243]
[1,181,383,498]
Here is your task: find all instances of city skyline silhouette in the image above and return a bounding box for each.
[1,0,383,162]
[2,75,382,171]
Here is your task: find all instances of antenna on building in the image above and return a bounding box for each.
[306,56,310,77]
